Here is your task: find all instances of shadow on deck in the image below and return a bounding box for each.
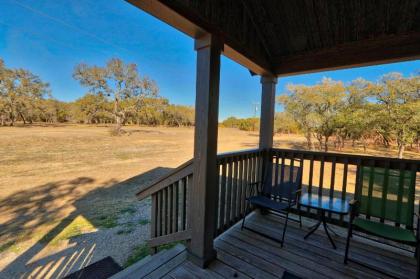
[151,212,416,279]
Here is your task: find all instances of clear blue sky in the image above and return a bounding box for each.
[1,0,419,120]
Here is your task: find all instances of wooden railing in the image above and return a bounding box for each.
[137,148,419,249]
[271,148,420,225]
[137,159,193,249]
[215,149,265,237]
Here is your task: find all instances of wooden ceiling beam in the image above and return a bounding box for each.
[274,33,420,76]
[126,0,206,38]
[126,0,274,76]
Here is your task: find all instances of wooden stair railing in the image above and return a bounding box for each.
[137,159,193,250]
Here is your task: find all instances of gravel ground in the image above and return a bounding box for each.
[0,200,151,279]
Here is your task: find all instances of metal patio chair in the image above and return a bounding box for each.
[344,165,419,277]
[241,160,303,247]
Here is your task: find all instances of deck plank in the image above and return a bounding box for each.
[182,261,226,279]
[208,259,252,279]
[225,229,354,279]
[116,211,416,279]
[250,214,415,278]
[237,223,387,279]
[215,239,283,278]
[168,264,198,279]
[217,235,328,279]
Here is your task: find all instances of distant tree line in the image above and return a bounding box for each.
[0,58,194,130]
[220,117,260,131]
[278,75,420,158]
[223,74,419,158]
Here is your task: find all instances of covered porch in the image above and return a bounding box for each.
[126,0,420,278]
[132,148,419,278]
[162,212,416,279]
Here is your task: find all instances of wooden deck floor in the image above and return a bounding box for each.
[164,212,417,279]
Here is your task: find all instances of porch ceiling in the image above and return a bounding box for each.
[127,0,420,76]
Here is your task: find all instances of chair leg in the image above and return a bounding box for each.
[241,202,251,230]
[416,241,420,279]
[344,223,353,264]
[280,211,290,248]
[298,210,302,228]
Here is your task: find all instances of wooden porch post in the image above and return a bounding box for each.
[259,76,277,149]
[189,34,222,268]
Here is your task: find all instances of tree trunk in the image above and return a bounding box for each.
[18,111,27,125]
[398,144,405,159]
[305,132,313,150]
[316,135,323,151]
[324,137,329,152]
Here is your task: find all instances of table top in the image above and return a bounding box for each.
[299,193,349,214]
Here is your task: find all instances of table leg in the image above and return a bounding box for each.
[303,210,337,249]
[304,216,322,239]
[322,215,337,249]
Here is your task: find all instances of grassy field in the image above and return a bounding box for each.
[0,124,418,278]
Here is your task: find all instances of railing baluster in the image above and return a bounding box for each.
[181,178,187,231]
[253,153,258,184]
[258,150,264,190]
[328,157,336,219]
[173,182,179,232]
[168,184,173,234]
[187,174,192,229]
[164,187,169,235]
[366,160,375,220]
[289,151,295,183]
[280,151,285,185]
[274,153,280,187]
[318,155,325,196]
[242,154,249,215]
[232,158,239,221]
[226,158,233,227]
[250,153,255,185]
[308,155,314,194]
[342,159,348,200]
[238,155,244,217]
[219,159,227,232]
[157,190,162,237]
[151,193,157,239]
[340,158,349,224]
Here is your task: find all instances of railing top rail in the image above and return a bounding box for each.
[136,158,193,200]
[217,148,264,160]
[136,149,265,200]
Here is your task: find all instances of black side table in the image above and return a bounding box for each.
[299,193,349,249]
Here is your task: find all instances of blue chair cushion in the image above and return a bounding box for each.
[247,195,290,212]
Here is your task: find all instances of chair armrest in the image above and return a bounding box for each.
[348,199,359,222]
[293,188,302,194]
[349,199,358,206]
[415,213,420,239]
[245,181,261,198]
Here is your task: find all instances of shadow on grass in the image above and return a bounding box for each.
[0,167,172,278]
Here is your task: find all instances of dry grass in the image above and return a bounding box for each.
[0,124,418,276]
